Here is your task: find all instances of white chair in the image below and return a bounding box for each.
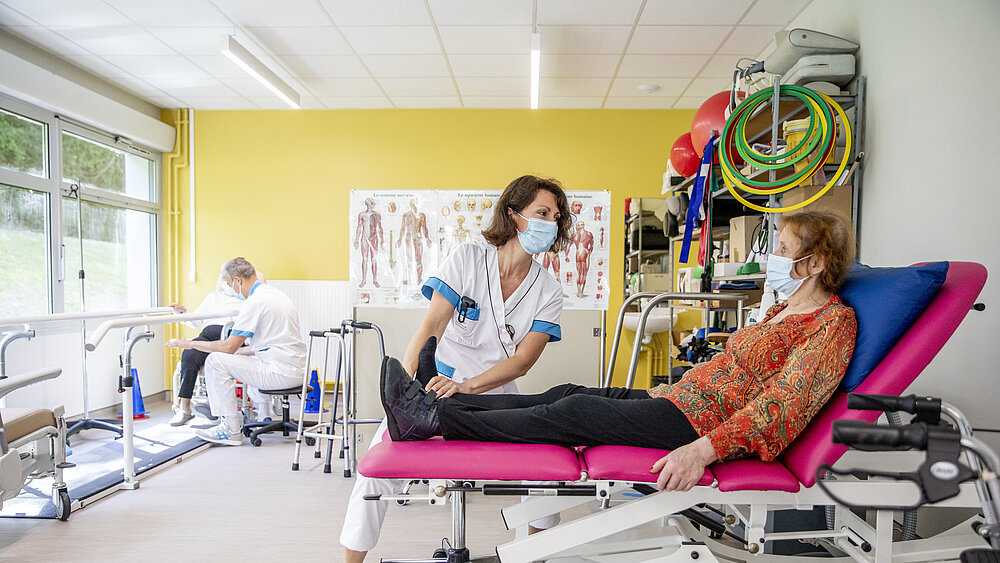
[0,367,72,520]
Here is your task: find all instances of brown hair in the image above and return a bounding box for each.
[781,211,855,293]
[482,175,573,252]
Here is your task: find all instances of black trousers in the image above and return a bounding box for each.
[177,324,223,400]
[439,383,701,450]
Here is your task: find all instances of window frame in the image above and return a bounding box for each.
[0,92,162,315]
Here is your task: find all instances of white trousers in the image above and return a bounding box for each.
[204,352,301,421]
[339,419,560,553]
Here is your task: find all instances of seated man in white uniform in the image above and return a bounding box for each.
[168,257,306,445]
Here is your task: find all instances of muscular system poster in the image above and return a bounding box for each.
[349,189,610,311]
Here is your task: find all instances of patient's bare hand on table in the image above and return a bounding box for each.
[425,376,469,398]
[650,436,718,492]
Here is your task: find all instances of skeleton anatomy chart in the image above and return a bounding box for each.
[349,189,610,310]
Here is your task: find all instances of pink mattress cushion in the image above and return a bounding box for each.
[583,446,715,486]
[712,458,800,492]
[357,437,584,481]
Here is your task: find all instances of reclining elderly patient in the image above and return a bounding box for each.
[382,211,858,492]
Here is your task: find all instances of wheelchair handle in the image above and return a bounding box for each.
[833,420,929,450]
[848,393,941,417]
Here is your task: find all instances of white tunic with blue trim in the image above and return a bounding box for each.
[230,281,307,373]
[421,242,563,394]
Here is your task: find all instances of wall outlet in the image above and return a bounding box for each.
[593,327,602,337]
[356,433,364,443]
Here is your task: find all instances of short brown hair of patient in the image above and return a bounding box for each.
[481,175,573,252]
[781,211,856,294]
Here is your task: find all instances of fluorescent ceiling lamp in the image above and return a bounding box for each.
[221,35,300,109]
[530,32,540,110]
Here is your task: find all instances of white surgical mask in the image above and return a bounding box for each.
[766,253,813,298]
[514,211,559,254]
[231,280,246,301]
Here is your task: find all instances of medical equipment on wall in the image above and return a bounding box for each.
[765,29,859,76]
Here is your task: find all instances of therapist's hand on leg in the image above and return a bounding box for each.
[650,436,718,491]
[425,376,469,398]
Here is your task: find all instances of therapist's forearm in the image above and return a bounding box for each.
[461,356,531,395]
[186,337,242,355]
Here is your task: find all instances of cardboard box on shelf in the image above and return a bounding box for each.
[714,262,742,278]
[640,260,662,274]
[781,184,853,219]
[730,215,764,263]
[640,273,672,293]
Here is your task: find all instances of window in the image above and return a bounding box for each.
[0,184,49,316]
[0,94,161,318]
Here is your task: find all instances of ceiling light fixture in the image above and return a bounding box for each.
[530,32,540,110]
[221,34,300,110]
[637,84,661,94]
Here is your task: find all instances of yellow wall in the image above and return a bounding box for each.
[167,108,695,386]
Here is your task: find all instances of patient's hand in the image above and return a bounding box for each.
[650,436,718,492]
[167,338,191,349]
[425,375,468,398]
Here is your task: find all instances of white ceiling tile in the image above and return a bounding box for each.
[604,96,680,109]
[673,96,706,109]
[639,0,753,25]
[457,77,529,97]
[539,97,604,109]
[362,54,450,77]
[537,25,631,54]
[392,96,461,108]
[144,77,238,97]
[189,55,255,78]
[537,0,644,25]
[173,96,260,110]
[63,55,134,78]
[300,78,384,96]
[219,77,281,97]
[741,0,812,25]
[682,77,732,98]
[212,0,331,27]
[296,97,327,109]
[248,26,352,55]
[277,55,370,79]
[438,26,531,54]
[449,54,525,77]
[0,3,36,25]
[318,0,430,26]
[57,26,175,56]
[617,54,709,78]
[247,96,299,109]
[317,96,393,109]
[144,95,186,109]
[699,54,757,78]
[148,28,232,56]
[463,96,528,108]
[428,0,532,25]
[629,25,732,54]
[540,77,611,97]
[1,0,132,27]
[102,56,212,79]
[541,54,619,77]
[5,26,92,55]
[109,77,170,98]
[609,77,690,97]
[379,77,456,97]
[105,0,233,27]
[718,26,782,55]
[339,26,441,55]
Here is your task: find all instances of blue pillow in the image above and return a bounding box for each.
[837,261,949,391]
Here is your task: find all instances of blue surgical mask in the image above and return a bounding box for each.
[515,211,558,254]
[231,280,246,301]
[766,253,813,297]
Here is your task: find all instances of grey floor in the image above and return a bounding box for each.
[0,398,521,562]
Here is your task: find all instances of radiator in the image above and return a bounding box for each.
[267,280,354,340]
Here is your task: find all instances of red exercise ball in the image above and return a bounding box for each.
[670,133,699,178]
[691,91,731,157]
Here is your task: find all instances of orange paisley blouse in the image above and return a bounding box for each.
[648,295,857,462]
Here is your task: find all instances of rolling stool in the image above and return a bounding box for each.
[242,385,312,447]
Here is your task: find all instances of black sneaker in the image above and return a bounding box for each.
[193,402,218,421]
[380,356,440,441]
[415,336,439,387]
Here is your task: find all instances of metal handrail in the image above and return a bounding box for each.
[86,309,239,352]
[0,307,175,328]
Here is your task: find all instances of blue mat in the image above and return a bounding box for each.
[0,422,207,519]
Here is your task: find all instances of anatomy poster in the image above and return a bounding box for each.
[349,189,610,310]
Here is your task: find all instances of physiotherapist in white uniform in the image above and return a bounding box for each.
[167,257,306,446]
[342,175,574,563]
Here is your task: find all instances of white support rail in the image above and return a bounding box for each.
[0,307,176,328]
[86,310,239,352]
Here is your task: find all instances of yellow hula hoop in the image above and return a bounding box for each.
[723,91,852,214]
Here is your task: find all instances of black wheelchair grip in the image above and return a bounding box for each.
[832,420,928,450]
[848,393,917,413]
